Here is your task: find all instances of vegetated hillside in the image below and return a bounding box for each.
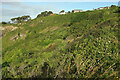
[2,6,119,78]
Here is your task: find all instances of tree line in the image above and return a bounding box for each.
[11,15,31,24]
[37,11,53,17]
[1,10,72,24]
[1,15,31,24]
[1,5,117,25]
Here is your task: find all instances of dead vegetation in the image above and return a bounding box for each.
[0,26,18,31]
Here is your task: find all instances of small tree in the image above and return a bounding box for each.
[72,10,74,13]
[1,22,7,24]
[16,17,21,23]
[41,11,48,17]
[60,10,65,13]
[11,18,16,23]
[111,5,117,7]
[68,11,71,13]
[37,11,53,18]
[48,11,53,15]
[37,14,42,17]
[22,15,31,21]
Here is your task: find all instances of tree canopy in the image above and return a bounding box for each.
[60,10,65,13]
[11,15,31,24]
[37,11,53,18]
[1,21,7,24]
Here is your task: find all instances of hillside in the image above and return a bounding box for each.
[2,6,119,78]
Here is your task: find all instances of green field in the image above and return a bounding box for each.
[2,5,119,78]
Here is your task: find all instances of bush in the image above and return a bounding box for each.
[1,22,7,24]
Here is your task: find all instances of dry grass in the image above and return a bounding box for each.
[87,63,104,78]
[39,27,49,33]
[87,66,99,78]
[30,24,34,27]
[100,63,115,77]
[46,43,56,50]
[67,63,71,74]
[107,71,118,78]
[1,25,18,31]
[19,27,24,30]
[49,26,59,31]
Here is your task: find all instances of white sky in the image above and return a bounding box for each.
[1,0,120,2]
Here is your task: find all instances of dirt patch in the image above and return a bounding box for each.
[39,28,49,33]
[11,27,18,31]
[10,35,19,41]
[39,20,43,22]
[20,33,26,39]
[0,26,18,31]
[30,24,34,27]
[65,36,74,42]
[46,43,56,51]
[10,32,26,41]
[50,26,59,31]
[20,27,24,30]
[112,39,118,43]
[39,26,59,34]
[0,27,5,30]
[19,64,27,71]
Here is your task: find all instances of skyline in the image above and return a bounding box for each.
[1,0,120,2]
[1,2,118,22]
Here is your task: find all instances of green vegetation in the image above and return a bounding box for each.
[2,5,119,78]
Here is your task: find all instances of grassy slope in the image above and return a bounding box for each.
[2,6,119,78]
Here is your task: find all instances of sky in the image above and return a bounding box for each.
[0,1,119,22]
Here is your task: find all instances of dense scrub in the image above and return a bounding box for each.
[2,6,119,78]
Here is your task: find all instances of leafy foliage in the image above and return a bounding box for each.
[11,15,31,24]
[37,11,53,18]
